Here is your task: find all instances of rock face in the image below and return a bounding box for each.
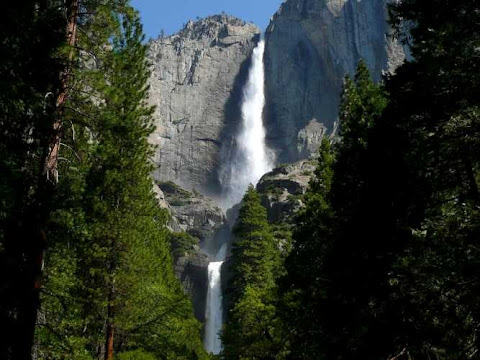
[256,159,317,223]
[155,181,228,322]
[152,182,183,231]
[147,3,407,198]
[148,15,261,196]
[264,0,407,163]
[174,250,210,323]
[157,181,227,247]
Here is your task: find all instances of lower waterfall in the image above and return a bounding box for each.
[204,36,274,354]
[204,244,227,354]
[204,260,224,354]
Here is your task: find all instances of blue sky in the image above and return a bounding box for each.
[131,0,285,40]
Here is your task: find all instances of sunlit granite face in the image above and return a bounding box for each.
[147,1,408,197]
[147,15,260,197]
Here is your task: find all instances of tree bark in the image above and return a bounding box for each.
[20,1,79,359]
[105,285,115,360]
[44,0,79,182]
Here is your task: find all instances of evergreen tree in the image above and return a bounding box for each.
[280,138,335,359]
[284,1,479,358]
[318,61,401,360]
[222,186,284,359]
[281,63,391,360]
[33,3,207,359]
[0,2,68,357]
[378,1,480,357]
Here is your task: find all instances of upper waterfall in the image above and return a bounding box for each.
[148,16,261,195]
[220,38,274,209]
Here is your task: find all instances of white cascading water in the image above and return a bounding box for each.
[204,262,223,353]
[204,244,227,354]
[204,38,274,354]
[220,38,274,209]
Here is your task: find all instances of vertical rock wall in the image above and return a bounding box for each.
[264,0,407,163]
[147,16,260,197]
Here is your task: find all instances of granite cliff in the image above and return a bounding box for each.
[147,2,406,200]
[148,15,260,196]
[264,0,407,163]
[257,159,317,223]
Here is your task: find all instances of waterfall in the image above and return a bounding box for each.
[204,243,227,354]
[219,37,274,209]
[204,37,273,355]
[204,261,224,353]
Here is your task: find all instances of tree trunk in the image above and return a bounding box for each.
[44,0,78,181]
[18,1,79,359]
[105,319,114,360]
[105,285,115,360]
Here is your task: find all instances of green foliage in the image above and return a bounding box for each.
[32,2,207,359]
[169,232,200,260]
[281,1,480,359]
[229,187,278,296]
[272,224,293,259]
[379,1,480,357]
[222,186,286,359]
[2,1,478,359]
[339,60,388,151]
[0,1,67,356]
[117,349,157,360]
[280,138,336,359]
[315,64,395,358]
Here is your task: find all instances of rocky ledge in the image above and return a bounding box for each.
[156,181,227,245]
[153,180,229,323]
[256,159,317,223]
[174,247,210,323]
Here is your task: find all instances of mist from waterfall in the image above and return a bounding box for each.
[204,38,273,355]
[219,38,274,209]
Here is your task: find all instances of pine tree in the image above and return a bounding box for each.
[285,1,480,358]
[229,187,277,295]
[281,63,391,359]
[0,2,68,357]
[34,3,208,359]
[318,62,402,360]
[280,138,335,359]
[222,186,284,359]
[378,1,480,357]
